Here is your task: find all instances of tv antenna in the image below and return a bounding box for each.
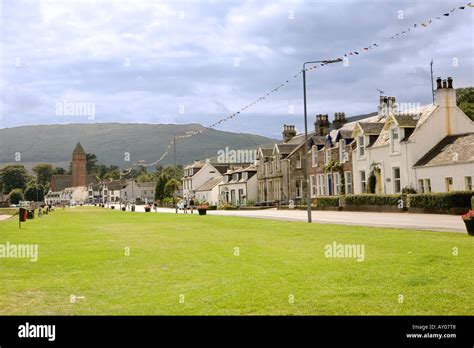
[376,89,384,96]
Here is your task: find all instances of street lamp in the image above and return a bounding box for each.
[302,58,342,223]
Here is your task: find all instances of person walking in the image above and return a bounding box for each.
[189,198,195,214]
[183,199,188,214]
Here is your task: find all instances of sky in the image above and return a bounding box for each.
[0,0,473,139]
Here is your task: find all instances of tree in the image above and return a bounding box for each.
[24,184,45,202]
[86,153,98,174]
[33,164,53,185]
[137,173,153,182]
[52,167,66,175]
[155,174,169,201]
[0,165,30,193]
[103,169,121,180]
[9,189,23,204]
[164,178,180,197]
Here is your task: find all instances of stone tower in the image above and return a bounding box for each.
[72,142,87,187]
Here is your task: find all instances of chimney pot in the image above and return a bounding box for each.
[447,77,453,89]
[442,80,447,89]
[436,77,442,89]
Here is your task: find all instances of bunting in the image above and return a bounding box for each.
[135,2,473,168]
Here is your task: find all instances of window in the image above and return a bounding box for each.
[312,146,318,167]
[360,170,366,192]
[425,179,431,193]
[319,174,326,195]
[465,176,473,191]
[445,177,453,192]
[296,179,303,198]
[339,139,347,163]
[418,179,425,193]
[390,128,400,153]
[310,175,317,197]
[393,167,401,193]
[296,154,302,169]
[324,149,331,164]
[334,172,341,195]
[344,171,353,194]
[242,172,248,180]
[357,136,365,158]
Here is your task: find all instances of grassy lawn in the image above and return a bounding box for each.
[0,207,472,315]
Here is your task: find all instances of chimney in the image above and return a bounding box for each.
[378,95,397,118]
[333,112,347,130]
[435,76,456,107]
[314,114,330,136]
[282,124,297,142]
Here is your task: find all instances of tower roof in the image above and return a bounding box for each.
[73,142,86,155]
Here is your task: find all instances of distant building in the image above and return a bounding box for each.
[120,180,155,204]
[219,165,257,205]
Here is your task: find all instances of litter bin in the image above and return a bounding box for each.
[26,209,35,219]
[19,208,27,222]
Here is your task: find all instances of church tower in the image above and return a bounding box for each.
[72,142,87,187]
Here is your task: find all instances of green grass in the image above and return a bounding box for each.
[0,207,473,315]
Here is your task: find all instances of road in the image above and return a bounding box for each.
[109,204,466,233]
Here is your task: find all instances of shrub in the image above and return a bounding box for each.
[402,186,417,194]
[344,194,402,206]
[408,191,474,210]
[9,189,23,205]
[314,196,339,207]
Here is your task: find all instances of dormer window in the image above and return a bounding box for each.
[357,135,365,158]
[242,172,248,180]
[390,128,400,154]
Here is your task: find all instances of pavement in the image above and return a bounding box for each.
[0,215,12,221]
[109,204,465,233]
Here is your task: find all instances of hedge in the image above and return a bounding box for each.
[314,196,340,207]
[344,194,402,206]
[407,191,474,210]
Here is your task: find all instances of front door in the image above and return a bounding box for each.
[375,168,382,194]
[327,174,333,196]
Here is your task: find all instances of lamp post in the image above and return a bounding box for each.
[174,136,178,214]
[302,58,342,223]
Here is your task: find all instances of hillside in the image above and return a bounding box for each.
[0,123,276,168]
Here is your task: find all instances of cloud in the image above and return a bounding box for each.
[0,0,472,139]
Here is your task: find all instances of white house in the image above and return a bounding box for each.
[219,165,258,205]
[195,177,223,205]
[120,180,155,204]
[182,160,235,199]
[351,77,474,194]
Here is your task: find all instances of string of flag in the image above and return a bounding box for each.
[128,1,473,170]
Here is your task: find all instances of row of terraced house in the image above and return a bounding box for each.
[256,77,474,205]
[181,77,473,207]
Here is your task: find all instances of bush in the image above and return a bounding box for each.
[9,189,23,205]
[344,194,402,206]
[208,205,217,210]
[408,191,474,210]
[314,196,339,207]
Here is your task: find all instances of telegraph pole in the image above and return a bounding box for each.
[174,136,178,214]
[430,60,435,105]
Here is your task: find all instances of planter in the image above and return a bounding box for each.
[198,208,207,215]
[111,206,115,209]
[144,205,151,212]
[121,207,126,211]
[464,220,474,236]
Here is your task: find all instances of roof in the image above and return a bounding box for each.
[259,148,273,157]
[184,161,204,169]
[51,174,98,191]
[357,122,384,135]
[393,115,418,128]
[275,144,298,155]
[414,133,474,167]
[73,142,86,155]
[105,179,127,190]
[195,177,223,192]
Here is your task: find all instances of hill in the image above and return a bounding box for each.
[0,123,276,169]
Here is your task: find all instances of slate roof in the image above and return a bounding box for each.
[276,144,298,154]
[105,179,127,190]
[357,122,384,135]
[393,115,418,127]
[195,177,223,192]
[414,133,474,167]
[50,174,97,191]
[259,148,273,157]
